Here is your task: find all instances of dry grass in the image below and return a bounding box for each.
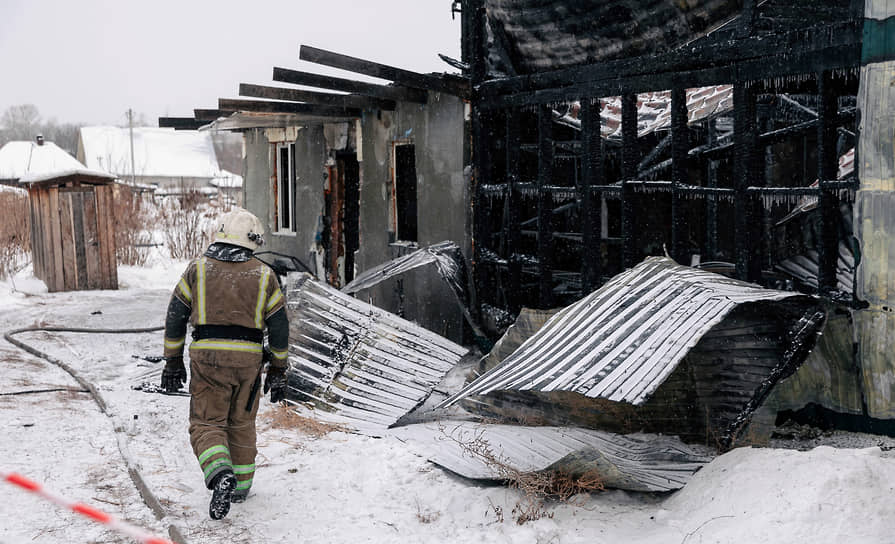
[441,424,605,525]
[262,404,346,438]
[0,190,30,279]
[159,192,218,260]
[113,185,154,266]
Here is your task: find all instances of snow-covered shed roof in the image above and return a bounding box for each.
[79,126,223,179]
[0,141,114,184]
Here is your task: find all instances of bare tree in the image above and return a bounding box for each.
[1,104,41,142]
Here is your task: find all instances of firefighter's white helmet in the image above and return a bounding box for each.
[212,208,265,251]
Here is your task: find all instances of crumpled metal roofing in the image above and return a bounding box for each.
[284,274,468,433]
[343,241,465,302]
[392,422,713,492]
[443,257,819,407]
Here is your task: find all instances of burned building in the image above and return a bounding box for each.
[458,0,895,429]
[161,48,471,343]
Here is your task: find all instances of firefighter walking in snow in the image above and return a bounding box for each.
[160,208,290,520]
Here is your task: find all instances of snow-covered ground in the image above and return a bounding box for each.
[2,254,895,544]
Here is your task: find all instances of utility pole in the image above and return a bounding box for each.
[127,108,136,186]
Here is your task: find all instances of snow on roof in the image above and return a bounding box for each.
[0,140,100,181]
[79,126,223,179]
[209,169,243,188]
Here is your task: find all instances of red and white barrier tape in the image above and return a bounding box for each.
[1,470,174,544]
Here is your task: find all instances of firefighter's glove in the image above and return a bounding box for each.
[161,356,187,392]
[264,365,287,404]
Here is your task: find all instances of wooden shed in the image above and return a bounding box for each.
[22,171,119,292]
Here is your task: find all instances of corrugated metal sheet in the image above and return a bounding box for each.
[553,85,733,140]
[392,422,713,492]
[775,242,855,295]
[284,274,468,433]
[444,257,820,406]
[343,241,466,302]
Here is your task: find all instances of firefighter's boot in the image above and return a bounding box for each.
[209,470,237,520]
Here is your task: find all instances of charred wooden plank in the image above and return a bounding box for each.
[239,83,396,111]
[218,98,360,118]
[299,45,470,98]
[817,71,840,294]
[273,67,427,104]
[158,117,206,130]
[537,105,554,308]
[193,109,235,121]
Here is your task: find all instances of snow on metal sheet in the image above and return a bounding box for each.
[342,241,466,304]
[284,274,468,433]
[443,257,816,407]
[392,422,713,492]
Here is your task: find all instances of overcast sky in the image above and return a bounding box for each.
[0,1,462,126]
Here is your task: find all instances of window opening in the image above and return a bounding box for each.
[394,143,418,242]
[276,142,296,233]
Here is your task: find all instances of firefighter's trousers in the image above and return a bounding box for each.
[188,354,261,497]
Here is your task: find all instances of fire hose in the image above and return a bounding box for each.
[3,324,188,544]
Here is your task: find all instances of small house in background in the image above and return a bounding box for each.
[0,136,118,292]
[77,126,242,204]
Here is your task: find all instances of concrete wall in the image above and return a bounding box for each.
[239,95,468,343]
[242,127,327,274]
[854,1,895,419]
[356,92,468,342]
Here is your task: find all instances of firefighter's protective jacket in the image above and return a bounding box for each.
[163,244,289,368]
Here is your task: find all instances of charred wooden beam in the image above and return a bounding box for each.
[670,87,687,263]
[733,85,760,282]
[218,98,360,118]
[158,117,206,130]
[705,120,719,260]
[272,67,428,104]
[737,0,757,39]
[478,21,862,109]
[505,109,522,312]
[537,105,554,308]
[239,83,396,111]
[194,109,235,121]
[621,93,639,269]
[581,99,602,293]
[817,71,840,294]
[470,0,489,317]
[299,45,470,98]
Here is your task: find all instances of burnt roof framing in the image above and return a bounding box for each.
[466,10,863,310]
[217,98,360,118]
[239,83,397,111]
[158,117,207,130]
[272,67,428,104]
[299,45,471,99]
[476,20,862,109]
[194,109,235,121]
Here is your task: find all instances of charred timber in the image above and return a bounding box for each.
[581,99,602,293]
[817,71,840,294]
[477,21,862,109]
[272,67,427,104]
[621,93,638,269]
[158,117,206,130]
[218,99,360,118]
[537,104,554,308]
[299,45,470,98]
[193,109,235,121]
[239,83,395,111]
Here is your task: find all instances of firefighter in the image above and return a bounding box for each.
[160,207,290,520]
